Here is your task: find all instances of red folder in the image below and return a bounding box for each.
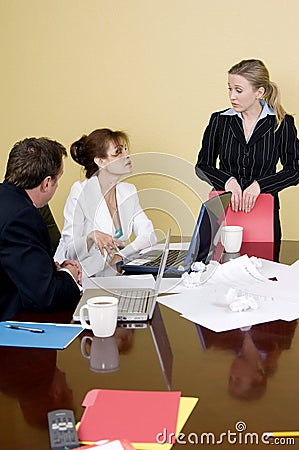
[209,191,274,242]
[77,389,181,443]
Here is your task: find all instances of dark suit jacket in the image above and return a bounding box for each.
[0,182,81,320]
[38,204,61,255]
[195,111,299,196]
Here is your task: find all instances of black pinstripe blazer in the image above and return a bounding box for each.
[195,111,299,198]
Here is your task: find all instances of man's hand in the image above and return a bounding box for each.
[59,259,82,285]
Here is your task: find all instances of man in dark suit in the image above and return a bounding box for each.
[0,137,82,320]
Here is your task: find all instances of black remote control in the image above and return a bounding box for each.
[47,409,79,450]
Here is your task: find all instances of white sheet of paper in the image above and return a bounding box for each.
[291,259,299,269]
[158,255,299,332]
[158,285,299,332]
[92,440,125,450]
[258,258,291,277]
[241,258,299,303]
[159,277,188,294]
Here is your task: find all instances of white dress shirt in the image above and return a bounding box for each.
[54,175,157,277]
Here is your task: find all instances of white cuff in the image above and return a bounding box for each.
[225,176,236,191]
[59,268,83,293]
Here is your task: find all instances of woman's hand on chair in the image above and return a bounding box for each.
[226,178,243,212]
[242,181,261,213]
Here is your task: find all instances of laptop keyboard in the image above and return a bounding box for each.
[114,289,152,313]
[143,250,187,267]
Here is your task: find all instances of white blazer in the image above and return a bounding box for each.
[54,175,157,277]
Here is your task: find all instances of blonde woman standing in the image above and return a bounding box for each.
[195,59,299,241]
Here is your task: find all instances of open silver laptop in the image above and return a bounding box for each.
[73,229,170,322]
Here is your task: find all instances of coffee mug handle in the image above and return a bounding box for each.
[80,335,93,359]
[79,305,92,329]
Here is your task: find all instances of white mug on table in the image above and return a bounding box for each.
[221,225,243,253]
[79,296,118,337]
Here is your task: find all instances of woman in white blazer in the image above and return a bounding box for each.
[55,129,157,277]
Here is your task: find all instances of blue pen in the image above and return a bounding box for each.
[5,324,45,333]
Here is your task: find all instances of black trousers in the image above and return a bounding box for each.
[274,208,281,262]
[274,208,281,242]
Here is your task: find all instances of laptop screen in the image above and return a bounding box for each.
[154,228,170,293]
[183,192,231,266]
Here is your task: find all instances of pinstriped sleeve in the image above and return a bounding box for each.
[195,113,233,190]
[256,115,299,194]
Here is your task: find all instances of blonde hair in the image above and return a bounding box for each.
[229,59,286,129]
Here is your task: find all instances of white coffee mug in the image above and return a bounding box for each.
[81,335,120,373]
[221,225,243,253]
[79,296,118,337]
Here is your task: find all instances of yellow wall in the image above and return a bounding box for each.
[1,0,299,239]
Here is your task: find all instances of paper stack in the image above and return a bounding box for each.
[77,389,198,450]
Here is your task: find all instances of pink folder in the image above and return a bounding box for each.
[77,389,181,443]
[209,191,274,242]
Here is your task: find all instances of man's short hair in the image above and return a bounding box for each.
[4,137,67,189]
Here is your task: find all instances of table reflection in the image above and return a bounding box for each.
[0,347,74,428]
[80,327,135,373]
[196,320,297,400]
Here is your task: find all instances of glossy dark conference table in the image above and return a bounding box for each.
[1,241,299,450]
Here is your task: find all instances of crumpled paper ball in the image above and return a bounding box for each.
[229,297,259,312]
[250,256,263,269]
[226,288,259,312]
[182,270,204,288]
[181,262,207,287]
[190,261,206,272]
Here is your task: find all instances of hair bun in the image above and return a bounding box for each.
[70,135,87,166]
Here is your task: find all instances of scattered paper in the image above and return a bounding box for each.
[158,255,299,332]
